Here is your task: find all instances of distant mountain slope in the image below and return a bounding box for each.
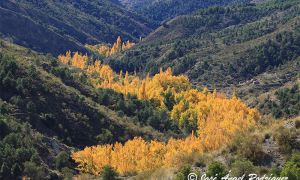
[0,0,153,56]
[119,0,250,23]
[0,39,175,149]
[119,0,154,10]
[109,0,300,108]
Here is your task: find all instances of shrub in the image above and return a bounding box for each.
[206,161,228,180]
[295,120,300,129]
[0,102,8,114]
[61,167,73,180]
[96,129,113,144]
[23,161,47,180]
[194,155,207,168]
[230,159,255,177]
[257,167,269,176]
[0,119,10,138]
[280,151,300,179]
[101,165,118,180]
[270,85,300,118]
[275,128,299,153]
[235,135,267,165]
[11,164,22,177]
[269,166,281,176]
[0,163,10,178]
[26,101,36,112]
[175,165,192,180]
[55,151,70,170]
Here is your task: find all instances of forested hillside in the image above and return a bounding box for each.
[119,0,153,11]
[0,39,184,178]
[0,0,153,56]
[1,38,299,179]
[119,0,250,24]
[0,0,299,179]
[109,0,300,116]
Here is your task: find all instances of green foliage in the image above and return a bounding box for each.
[1,1,299,178]
[231,134,267,165]
[51,67,73,82]
[0,163,9,178]
[0,0,152,55]
[235,32,300,79]
[23,161,47,180]
[206,161,228,180]
[269,166,281,176]
[175,165,192,180]
[0,115,45,179]
[0,101,9,114]
[280,151,300,179]
[0,119,9,138]
[275,127,299,154]
[0,49,168,149]
[61,167,74,180]
[270,85,300,118]
[122,0,249,23]
[230,159,255,177]
[101,165,118,180]
[111,0,300,98]
[26,101,37,112]
[55,151,70,170]
[96,89,180,133]
[96,129,113,144]
[162,89,176,111]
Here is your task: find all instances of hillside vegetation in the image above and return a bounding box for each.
[109,0,300,115]
[0,0,153,56]
[119,0,250,24]
[0,0,299,179]
[0,39,182,178]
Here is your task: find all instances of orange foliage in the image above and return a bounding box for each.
[58,52,189,106]
[171,90,259,150]
[59,51,259,175]
[72,135,203,175]
[96,36,135,57]
[58,50,71,64]
[58,51,88,69]
[99,45,110,57]
[122,40,135,50]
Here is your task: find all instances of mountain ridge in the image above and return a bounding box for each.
[119,0,251,23]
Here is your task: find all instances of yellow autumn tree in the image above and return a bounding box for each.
[72,135,201,175]
[87,37,135,57]
[71,89,259,175]
[58,51,88,70]
[99,45,110,57]
[58,50,71,64]
[122,40,135,50]
[59,51,260,176]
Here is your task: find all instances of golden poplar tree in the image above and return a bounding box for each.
[60,51,260,176]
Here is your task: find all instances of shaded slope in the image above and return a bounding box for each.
[0,0,153,56]
[0,40,167,149]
